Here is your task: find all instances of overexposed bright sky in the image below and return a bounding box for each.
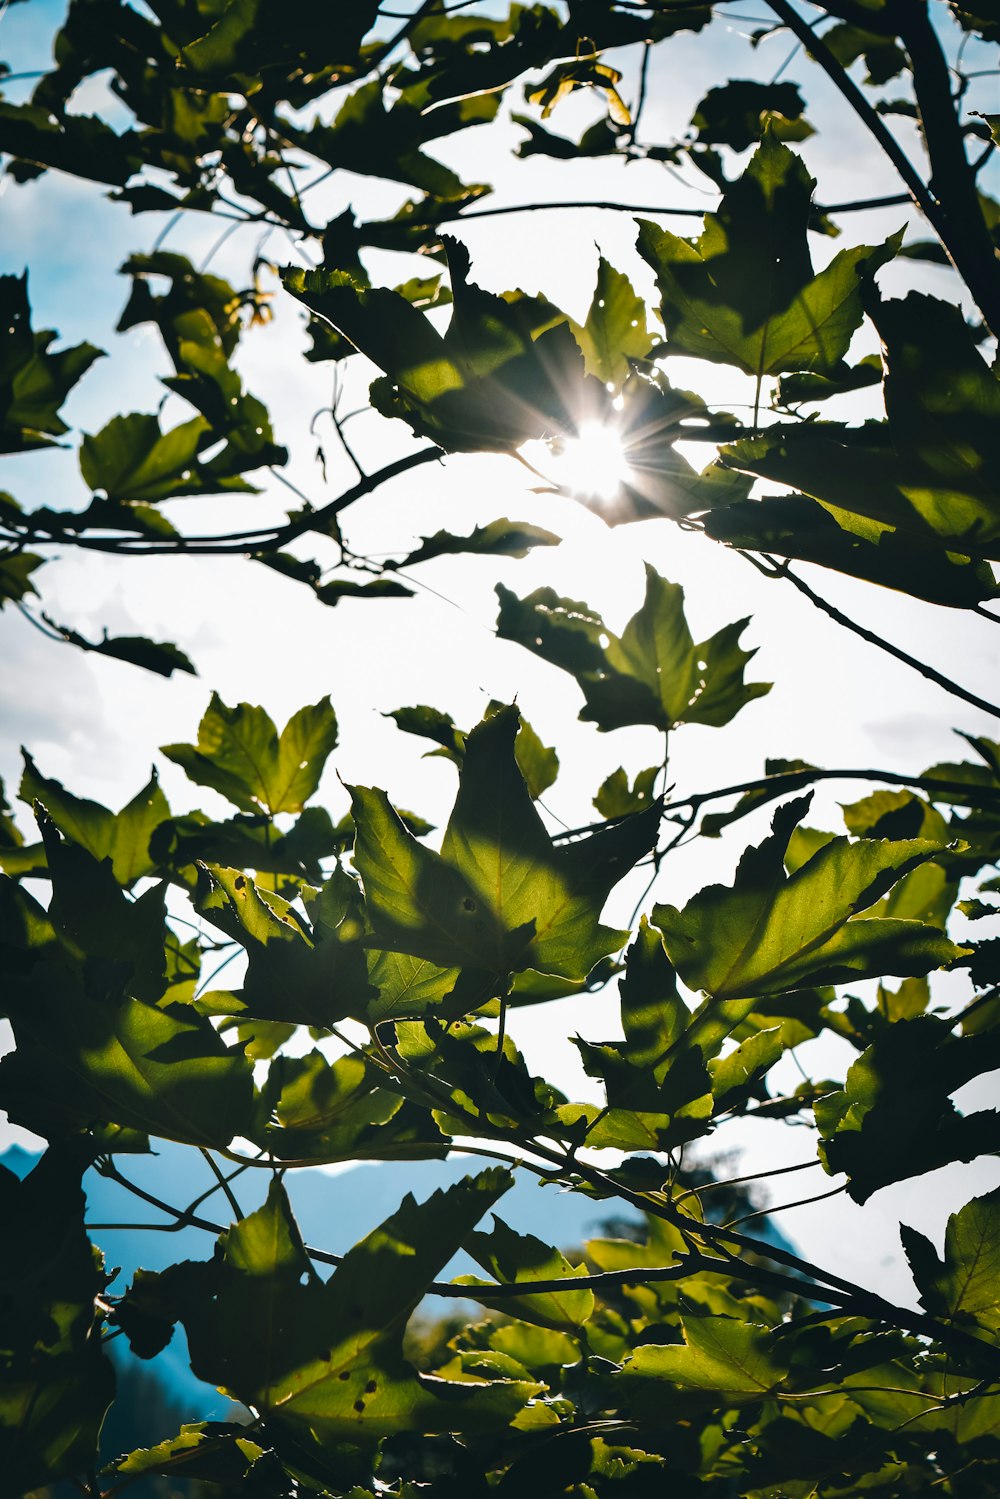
[2,0,999,1299]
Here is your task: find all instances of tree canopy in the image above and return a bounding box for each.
[2,0,1000,1495]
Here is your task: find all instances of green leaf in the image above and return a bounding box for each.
[0,101,139,188]
[49,621,197,678]
[315,577,414,606]
[486,700,558,800]
[0,549,43,607]
[365,948,463,1024]
[150,805,340,885]
[816,1017,1000,1202]
[902,1188,1000,1336]
[112,1423,270,1485]
[387,701,557,800]
[690,80,813,150]
[0,955,254,1148]
[776,354,882,406]
[250,1049,432,1161]
[117,251,246,361]
[824,22,907,86]
[708,1027,784,1112]
[395,518,561,569]
[284,239,593,453]
[20,753,170,886]
[29,810,167,1000]
[699,758,818,839]
[461,1217,595,1330]
[654,796,965,1015]
[162,693,338,814]
[514,111,624,161]
[636,132,898,375]
[611,366,754,521]
[568,258,654,389]
[289,76,496,202]
[196,863,372,1027]
[488,1322,581,1370]
[180,0,379,79]
[395,1015,565,1133]
[351,707,659,980]
[0,273,102,452]
[719,293,1000,567]
[81,412,232,503]
[169,1172,536,1471]
[594,765,660,820]
[387,704,465,764]
[702,491,1000,609]
[497,564,770,732]
[624,1314,788,1399]
[0,1149,114,1492]
[571,920,713,1148]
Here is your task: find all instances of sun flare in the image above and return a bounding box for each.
[548,420,632,503]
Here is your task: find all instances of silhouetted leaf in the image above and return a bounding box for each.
[0,273,102,452]
[19,753,170,885]
[690,80,813,150]
[396,518,560,568]
[0,1150,114,1492]
[497,564,770,731]
[167,1172,537,1473]
[817,1017,1000,1201]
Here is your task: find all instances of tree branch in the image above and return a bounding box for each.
[769,0,1000,333]
[773,562,1000,720]
[891,0,1000,334]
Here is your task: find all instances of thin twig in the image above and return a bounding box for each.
[199,1148,245,1221]
[673,1157,824,1209]
[772,560,1000,720]
[723,1181,847,1228]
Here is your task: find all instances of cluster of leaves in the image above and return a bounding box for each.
[3,0,1000,1495]
[2,0,999,659]
[2,650,1000,1492]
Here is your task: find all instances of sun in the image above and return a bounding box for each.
[546,420,632,504]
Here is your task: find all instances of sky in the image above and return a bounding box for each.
[1,0,999,1302]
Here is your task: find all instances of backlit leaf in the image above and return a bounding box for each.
[163,694,338,815]
[351,706,658,980]
[636,132,897,375]
[497,564,770,732]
